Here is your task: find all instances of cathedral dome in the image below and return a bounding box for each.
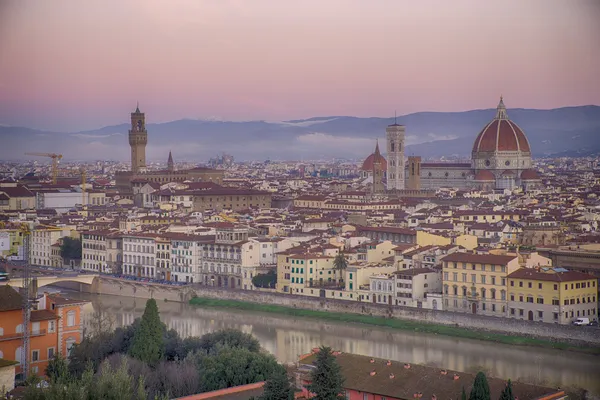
[472,97,531,154]
[520,169,540,180]
[361,149,387,171]
[474,170,495,181]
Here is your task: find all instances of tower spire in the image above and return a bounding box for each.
[394,110,397,125]
[374,139,381,156]
[135,101,140,114]
[167,150,174,172]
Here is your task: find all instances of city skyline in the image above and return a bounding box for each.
[0,0,599,131]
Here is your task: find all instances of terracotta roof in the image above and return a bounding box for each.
[30,309,58,322]
[361,152,387,172]
[174,382,265,400]
[521,169,540,180]
[357,226,416,235]
[472,119,530,153]
[508,268,596,282]
[47,294,90,306]
[300,353,563,400]
[474,170,495,181]
[421,163,471,169]
[0,286,23,312]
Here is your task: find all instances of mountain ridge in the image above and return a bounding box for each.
[2,105,599,162]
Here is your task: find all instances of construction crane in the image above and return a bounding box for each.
[19,223,32,381]
[24,152,63,185]
[80,167,87,211]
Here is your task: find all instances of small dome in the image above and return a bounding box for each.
[521,169,540,180]
[361,153,387,171]
[472,98,531,154]
[474,170,495,181]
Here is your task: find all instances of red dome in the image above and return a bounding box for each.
[474,170,495,181]
[521,169,540,180]
[361,153,387,171]
[472,98,531,153]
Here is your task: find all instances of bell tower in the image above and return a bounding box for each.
[386,116,405,191]
[129,104,147,173]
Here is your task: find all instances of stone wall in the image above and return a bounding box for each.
[95,277,600,346]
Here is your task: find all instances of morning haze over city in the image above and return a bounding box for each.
[0,1,600,400]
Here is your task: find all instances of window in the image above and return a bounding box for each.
[32,350,39,362]
[67,311,76,327]
[48,320,55,333]
[32,322,40,334]
[537,297,544,304]
[48,347,55,359]
[538,283,542,290]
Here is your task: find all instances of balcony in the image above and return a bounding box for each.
[0,329,47,342]
[467,292,479,301]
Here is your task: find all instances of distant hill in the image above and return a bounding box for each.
[2,105,600,162]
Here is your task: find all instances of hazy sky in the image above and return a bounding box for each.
[1,0,599,131]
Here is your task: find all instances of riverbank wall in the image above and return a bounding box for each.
[91,277,600,346]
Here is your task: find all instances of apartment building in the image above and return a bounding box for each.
[122,234,156,278]
[369,268,442,308]
[169,234,205,283]
[199,225,260,289]
[441,252,520,317]
[30,227,72,267]
[287,253,335,295]
[507,268,597,324]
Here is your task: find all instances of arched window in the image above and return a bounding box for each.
[66,337,76,356]
[16,324,24,333]
[15,346,24,365]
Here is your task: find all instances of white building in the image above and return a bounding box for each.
[122,234,156,278]
[30,227,72,267]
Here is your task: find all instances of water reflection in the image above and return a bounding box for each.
[73,293,599,394]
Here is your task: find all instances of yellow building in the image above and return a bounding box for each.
[442,252,520,317]
[0,228,25,258]
[507,268,597,324]
[416,231,451,247]
[288,253,336,295]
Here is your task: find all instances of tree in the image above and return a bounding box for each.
[469,371,491,400]
[45,355,70,384]
[306,346,345,400]
[260,367,295,400]
[195,347,282,393]
[60,237,82,261]
[462,386,467,400]
[129,298,165,365]
[333,253,347,284]
[498,379,514,400]
[252,270,277,288]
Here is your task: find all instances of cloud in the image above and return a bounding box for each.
[405,133,458,145]
[70,132,124,139]
[269,118,339,127]
[295,132,381,157]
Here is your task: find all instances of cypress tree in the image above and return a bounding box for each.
[260,367,295,400]
[461,386,467,400]
[129,298,165,365]
[306,346,345,400]
[469,372,491,400]
[498,379,514,400]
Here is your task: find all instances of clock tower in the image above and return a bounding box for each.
[129,104,147,173]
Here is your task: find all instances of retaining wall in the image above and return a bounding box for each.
[95,277,600,346]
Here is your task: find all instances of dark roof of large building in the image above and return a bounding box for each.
[508,268,596,282]
[30,309,58,322]
[300,352,564,400]
[441,252,517,265]
[0,286,23,312]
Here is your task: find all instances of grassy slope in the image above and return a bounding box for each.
[189,297,600,355]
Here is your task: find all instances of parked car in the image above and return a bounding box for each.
[588,320,598,327]
[573,317,590,326]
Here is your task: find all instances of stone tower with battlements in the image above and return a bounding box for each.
[129,104,147,173]
[386,121,405,190]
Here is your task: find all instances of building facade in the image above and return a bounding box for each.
[386,122,405,190]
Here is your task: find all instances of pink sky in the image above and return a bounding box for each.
[0,0,599,131]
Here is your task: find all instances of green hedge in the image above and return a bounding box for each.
[189,297,600,355]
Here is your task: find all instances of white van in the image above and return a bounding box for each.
[573,317,590,326]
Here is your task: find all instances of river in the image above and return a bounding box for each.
[66,291,600,394]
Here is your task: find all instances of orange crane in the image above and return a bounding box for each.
[24,152,63,184]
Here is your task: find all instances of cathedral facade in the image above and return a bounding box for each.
[360,97,541,191]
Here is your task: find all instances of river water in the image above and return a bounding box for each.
[67,292,600,394]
